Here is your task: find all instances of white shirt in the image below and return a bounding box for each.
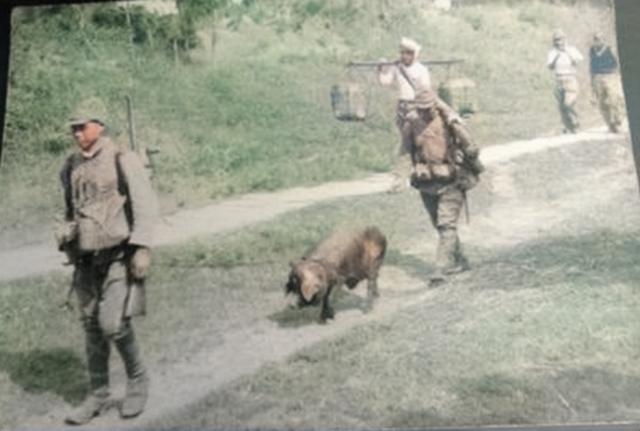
[379,61,432,101]
[547,46,583,77]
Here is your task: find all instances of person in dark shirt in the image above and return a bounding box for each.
[590,32,624,132]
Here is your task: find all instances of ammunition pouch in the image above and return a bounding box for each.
[76,243,127,267]
[410,162,456,189]
[468,156,485,176]
[456,153,483,191]
[456,167,480,191]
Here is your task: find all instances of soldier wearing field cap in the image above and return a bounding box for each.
[56,98,158,425]
[547,29,583,133]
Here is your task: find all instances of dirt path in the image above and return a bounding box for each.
[0,127,617,283]
[12,127,633,430]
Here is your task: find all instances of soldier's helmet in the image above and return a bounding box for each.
[68,97,108,128]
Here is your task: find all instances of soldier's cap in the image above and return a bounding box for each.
[400,37,421,53]
[67,116,104,127]
[68,97,108,128]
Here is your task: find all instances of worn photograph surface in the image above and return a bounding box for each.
[0,0,638,429]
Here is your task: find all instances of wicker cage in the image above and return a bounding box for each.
[438,77,478,115]
[330,83,367,121]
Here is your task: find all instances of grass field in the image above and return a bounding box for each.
[0,1,630,429]
[1,134,639,428]
[150,137,640,428]
[0,0,612,238]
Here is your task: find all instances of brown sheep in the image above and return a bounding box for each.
[285,226,387,323]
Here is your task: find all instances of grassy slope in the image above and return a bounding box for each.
[0,1,612,236]
[152,140,640,428]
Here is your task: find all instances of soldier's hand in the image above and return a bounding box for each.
[378,57,391,73]
[54,221,78,251]
[130,247,152,280]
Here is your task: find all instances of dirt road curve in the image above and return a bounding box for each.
[0,127,617,283]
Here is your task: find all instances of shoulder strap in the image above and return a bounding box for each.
[398,64,417,91]
[115,152,134,228]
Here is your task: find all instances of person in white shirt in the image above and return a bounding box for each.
[547,29,583,133]
[378,37,433,191]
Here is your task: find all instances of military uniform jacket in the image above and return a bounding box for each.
[60,137,157,252]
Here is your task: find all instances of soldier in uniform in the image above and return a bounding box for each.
[404,88,483,286]
[589,32,624,133]
[547,29,583,133]
[55,101,158,425]
[378,37,433,192]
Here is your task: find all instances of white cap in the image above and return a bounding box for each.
[552,29,566,41]
[400,37,421,55]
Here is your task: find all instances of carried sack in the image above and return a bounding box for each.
[455,164,480,191]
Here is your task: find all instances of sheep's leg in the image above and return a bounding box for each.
[320,288,335,323]
[367,277,380,300]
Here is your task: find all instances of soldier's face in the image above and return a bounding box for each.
[400,50,415,65]
[71,121,103,151]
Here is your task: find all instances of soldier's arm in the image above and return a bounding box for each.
[570,47,583,64]
[435,98,480,159]
[435,97,462,126]
[55,156,80,256]
[378,61,395,86]
[547,50,561,70]
[59,157,74,221]
[119,151,158,249]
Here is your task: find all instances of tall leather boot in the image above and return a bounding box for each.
[65,320,111,425]
[114,320,149,419]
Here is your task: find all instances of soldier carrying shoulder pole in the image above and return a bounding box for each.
[55,98,158,425]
